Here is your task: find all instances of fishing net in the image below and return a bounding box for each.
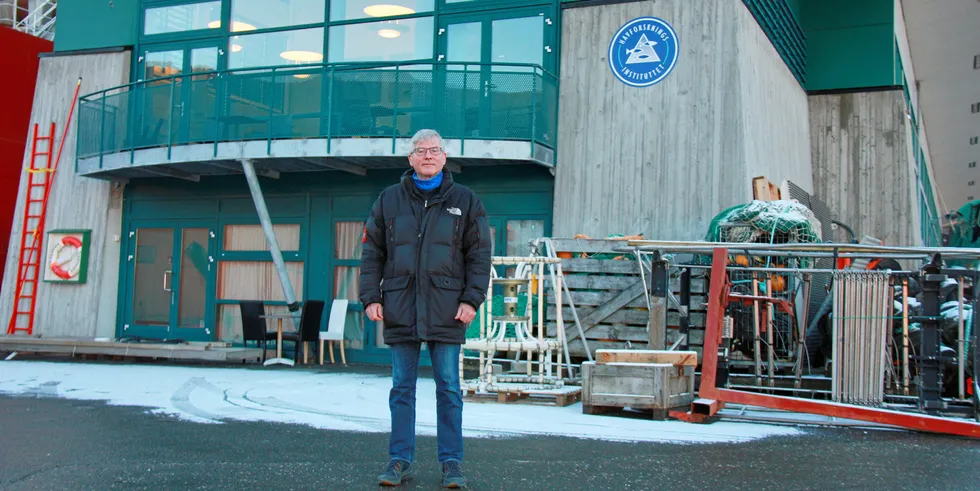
[705,200,822,245]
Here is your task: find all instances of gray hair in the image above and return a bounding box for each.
[411,129,443,149]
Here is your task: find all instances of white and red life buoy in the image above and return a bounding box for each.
[49,235,83,280]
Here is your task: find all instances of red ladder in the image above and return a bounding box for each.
[7,79,82,336]
[7,123,56,335]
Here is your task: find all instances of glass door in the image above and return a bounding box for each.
[438,8,553,140]
[136,40,223,148]
[123,222,216,342]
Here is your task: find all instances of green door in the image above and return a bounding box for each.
[136,40,223,148]
[438,8,555,140]
[122,221,216,342]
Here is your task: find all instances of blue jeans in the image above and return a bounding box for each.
[388,341,463,465]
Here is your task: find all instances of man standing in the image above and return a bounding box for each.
[359,129,492,488]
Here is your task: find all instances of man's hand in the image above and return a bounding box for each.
[455,303,477,324]
[365,303,384,321]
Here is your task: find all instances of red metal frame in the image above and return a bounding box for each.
[694,247,980,439]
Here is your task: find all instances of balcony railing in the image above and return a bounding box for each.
[76,61,558,171]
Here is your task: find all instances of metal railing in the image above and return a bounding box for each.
[76,61,558,170]
[0,2,27,27]
[10,0,56,40]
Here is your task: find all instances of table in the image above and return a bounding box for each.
[260,312,300,366]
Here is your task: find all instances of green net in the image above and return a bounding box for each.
[700,200,822,268]
[705,200,822,244]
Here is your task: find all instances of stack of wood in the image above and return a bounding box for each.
[543,238,708,361]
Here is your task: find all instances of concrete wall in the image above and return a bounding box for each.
[553,0,812,240]
[0,51,130,338]
[809,90,918,246]
[736,4,812,192]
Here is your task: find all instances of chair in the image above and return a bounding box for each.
[239,301,277,364]
[280,300,325,364]
[319,299,349,365]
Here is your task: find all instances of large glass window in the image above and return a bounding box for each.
[335,221,365,350]
[330,0,433,22]
[228,27,325,69]
[491,16,543,72]
[223,224,301,251]
[328,17,433,63]
[143,1,222,35]
[231,0,325,31]
[216,261,305,344]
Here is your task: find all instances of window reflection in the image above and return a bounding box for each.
[506,220,544,256]
[231,0,324,31]
[143,1,221,35]
[491,16,543,72]
[328,17,433,63]
[228,27,325,69]
[144,50,183,83]
[330,0,433,22]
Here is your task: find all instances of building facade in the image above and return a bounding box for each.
[0,0,943,365]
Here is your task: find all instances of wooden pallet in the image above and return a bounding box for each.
[462,384,582,407]
[543,238,708,360]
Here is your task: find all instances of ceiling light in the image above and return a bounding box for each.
[280,50,324,62]
[378,29,401,38]
[231,44,243,52]
[294,74,311,79]
[363,4,416,17]
[207,20,257,31]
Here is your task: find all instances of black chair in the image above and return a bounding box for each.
[239,300,277,363]
[281,300,326,364]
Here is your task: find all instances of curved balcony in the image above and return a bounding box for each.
[75,61,558,181]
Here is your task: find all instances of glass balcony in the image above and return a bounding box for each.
[75,61,558,174]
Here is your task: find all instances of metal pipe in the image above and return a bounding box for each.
[868,273,879,405]
[881,274,894,405]
[766,278,776,389]
[625,239,980,256]
[959,280,966,401]
[727,385,833,395]
[831,272,841,401]
[632,248,933,260]
[676,264,917,274]
[796,274,811,390]
[680,267,692,351]
[753,275,762,386]
[903,278,910,396]
[240,158,299,311]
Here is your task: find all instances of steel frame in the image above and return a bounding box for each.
[692,248,980,439]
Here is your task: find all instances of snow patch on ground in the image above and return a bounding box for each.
[0,361,802,444]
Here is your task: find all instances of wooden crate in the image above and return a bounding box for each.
[581,350,697,420]
[543,239,708,360]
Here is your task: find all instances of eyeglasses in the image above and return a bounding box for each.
[411,147,444,156]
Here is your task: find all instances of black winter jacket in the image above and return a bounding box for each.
[358,169,492,345]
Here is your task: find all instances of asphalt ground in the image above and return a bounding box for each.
[1,393,979,490]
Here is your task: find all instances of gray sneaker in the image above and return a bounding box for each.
[378,459,413,486]
[441,460,466,488]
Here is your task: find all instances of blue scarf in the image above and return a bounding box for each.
[413,171,443,191]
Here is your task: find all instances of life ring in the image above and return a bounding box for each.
[49,236,83,280]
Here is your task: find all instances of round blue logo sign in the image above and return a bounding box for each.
[608,17,679,87]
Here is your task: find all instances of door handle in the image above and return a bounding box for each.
[163,270,172,291]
